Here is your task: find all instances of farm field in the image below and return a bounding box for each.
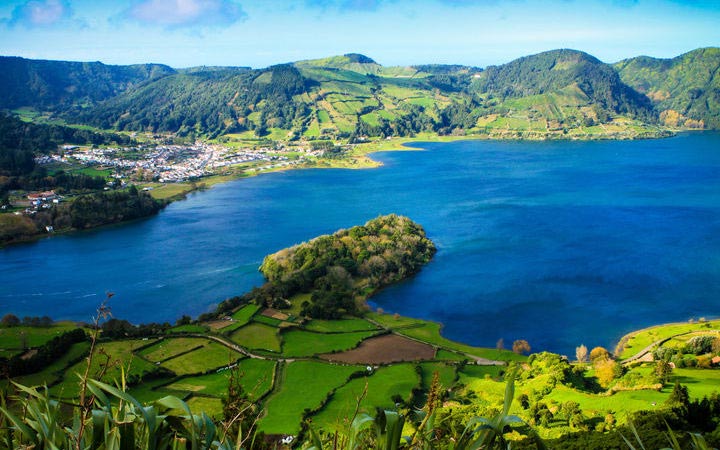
[0,322,82,357]
[160,341,240,375]
[319,333,435,364]
[311,364,420,430]
[258,361,361,435]
[280,329,377,357]
[2,310,718,441]
[229,323,281,352]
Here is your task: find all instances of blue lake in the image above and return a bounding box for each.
[2,133,719,354]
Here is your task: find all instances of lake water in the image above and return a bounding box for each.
[2,133,719,354]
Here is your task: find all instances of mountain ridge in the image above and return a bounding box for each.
[1,48,717,139]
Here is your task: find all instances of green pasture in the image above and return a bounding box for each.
[0,322,83,352]
[253,314,284,327]
[127,378,175,404]
[381,84,419,99]
[160,341,240,375]
[311,364,420,430]
[435,349,468,361]
[139,337,205,362]
[145,183,194,200]
[280,329,376,357]
[74,167,112,178]
[545,384,668,422]
[672,368,720,400]
[232,303,261,323]
[418,362,457,391]
[220,304,262,333]
[51,339,158,398]
[303,317,379,333]
[168,324,208,334]
[368,313,523,362]
[458,364,505,382]
[165,358,275,399]
[317,110,331,124]
[230,323,281,352]
[9,342,90,388]
[619,320,720,359]
[259,361,360,435]
[186,396,224,418]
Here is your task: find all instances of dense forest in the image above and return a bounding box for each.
[0,187,164,246]
[229,214,438,319]
[0,56,174,111]
[472,49,656,121]
[615,47,720,129]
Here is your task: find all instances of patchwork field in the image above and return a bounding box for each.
[319,333,435,364]
[3,309,718,441]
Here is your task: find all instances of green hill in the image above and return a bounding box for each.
[4,48,719,140]
[0,56,175,111]
[614,47,720,129]
[473,49,655,121]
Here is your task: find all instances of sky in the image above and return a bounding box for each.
[0,0,718,69]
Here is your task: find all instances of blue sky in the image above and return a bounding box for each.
[0,0,718,68]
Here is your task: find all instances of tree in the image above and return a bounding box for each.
[1,313,20,327]
[496,338,505,351]
[575,344,588,363]
[594,358,622,388]
[512,339,531,355]
[655,360,672,384]
[665,381,690,409]
[176,315,192,326]
[589,346,610,362]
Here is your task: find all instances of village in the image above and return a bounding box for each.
[5,141,337,218]
[35,142,322,183]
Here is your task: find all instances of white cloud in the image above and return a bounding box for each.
[124,0,246,28]
[3,0,74,28]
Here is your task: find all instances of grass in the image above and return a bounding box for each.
[259,361,360,435]
[0,322,83,351]
[127,377,176,404]
[160,341,240,376]
[280,329,376,357]
[418,362,457,391]
[435,349,468,361]
[186,396,224,418]
[544,384,668,422]
[252,315,283,327]
[165,358,276,400]
[229,323,281,352]
[168,324,208,333]
[458,364,506,380]
[75,167,112,178]
[303,318,379,333]
[618,319,720,359]
[311,364,420,430]
[9,342,90,388]
[144,183,194,200]
[232,303,261,324]
[367,313,524,362]
[671,368,720,400]
[51,339,159,398]
[220,304,262,333]
[139,337,206,362]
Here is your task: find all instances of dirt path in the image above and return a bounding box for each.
[619,331,694,364]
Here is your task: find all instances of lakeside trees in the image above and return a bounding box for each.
[258,214,436,319]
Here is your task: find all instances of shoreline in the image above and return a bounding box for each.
[0,129,686,249]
